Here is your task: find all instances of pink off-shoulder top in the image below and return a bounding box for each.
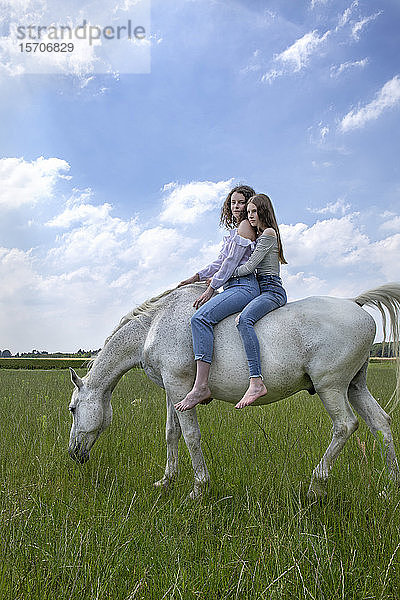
[197,229,255,290]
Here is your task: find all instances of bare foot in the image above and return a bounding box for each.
[175,386,212,411]
[235,382,267,409]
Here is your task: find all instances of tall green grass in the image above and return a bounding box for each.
[0,365,399,599]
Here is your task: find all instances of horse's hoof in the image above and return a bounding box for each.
[307,479,327,499]
[154,477,172,490]
[188,480,210,500]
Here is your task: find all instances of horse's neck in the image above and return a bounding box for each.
[86,318,148,392]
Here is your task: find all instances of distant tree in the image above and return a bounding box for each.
[1,350,12,358]
[370,342,395,358]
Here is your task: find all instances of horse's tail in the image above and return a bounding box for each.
[352,283,400,412]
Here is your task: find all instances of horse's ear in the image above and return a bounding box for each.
[69,367,83,390]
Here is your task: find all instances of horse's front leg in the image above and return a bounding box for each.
[165,378,210,498]
[176,406,210,499]
[154,394,182,490]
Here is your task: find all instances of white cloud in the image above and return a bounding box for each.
[133,226,193,269]
[261,68,283,83]
[185,240,223,275]
[380,216,400,232]
[352,234,400,281]
[159,179,234,225]
[262,2,379,85]
[0,171,201,350]
[280,215,369,268]
[0,157,70,210]
[310,0,329,8]
[308,122,331,146]
[308,199,351,216]
[278,216,400,326]
[46,201,115,228]
[319,124,329,141]
[330,57,368,78]
[2,155,399,352]
[113,0,144,12]
[240,49,263,74]
[336,1,359,30]
[339,75,400,132]
[262,29,330,82]
[283,270,328,300]
[47,208,140,266]
[280,215,400,289]
[275,30,330,72]
[352,11,383,41]
[312,160,333,168]
[335,3,382,40]
[0,247,39,298]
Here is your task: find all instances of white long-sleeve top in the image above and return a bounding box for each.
[197,229,255,290]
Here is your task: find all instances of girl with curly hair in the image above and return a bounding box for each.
[175,184,259,411]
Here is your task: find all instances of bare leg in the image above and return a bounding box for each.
[235,376,268,409]
[175,360,212,411]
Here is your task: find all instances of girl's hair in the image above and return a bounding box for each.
[249,194,288,264]
[220,185,256,229]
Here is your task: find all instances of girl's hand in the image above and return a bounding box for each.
[178,273,200,287]
[193,285,214,309]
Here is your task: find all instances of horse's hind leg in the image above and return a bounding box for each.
[308,386,359,498]
[348,361,399,483]
[154,394,182,490]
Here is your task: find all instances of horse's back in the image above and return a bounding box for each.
[211,295,375,402]
[146,287,376,402]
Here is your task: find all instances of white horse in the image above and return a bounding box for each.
[68,283,400,499]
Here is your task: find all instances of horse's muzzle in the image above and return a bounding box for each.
[68,442,90,464]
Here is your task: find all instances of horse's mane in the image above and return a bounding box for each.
[101,282,206,349]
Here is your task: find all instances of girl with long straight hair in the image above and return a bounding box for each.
[233,193,287,408]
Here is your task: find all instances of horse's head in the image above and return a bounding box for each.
[68,367,112,463]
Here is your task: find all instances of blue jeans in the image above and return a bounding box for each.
[191,274,260,363]
[236,274,287,378]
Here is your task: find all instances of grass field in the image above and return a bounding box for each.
[0,358,93,370]
[0,363,399,599]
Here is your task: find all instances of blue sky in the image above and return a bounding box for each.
[0,0,399,352]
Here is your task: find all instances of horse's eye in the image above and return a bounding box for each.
[69,406,75,414]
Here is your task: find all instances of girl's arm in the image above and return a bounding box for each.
[179,235,229,287]
[233,232,277,277]
[193,235,253,309]
[196,235,230,280]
